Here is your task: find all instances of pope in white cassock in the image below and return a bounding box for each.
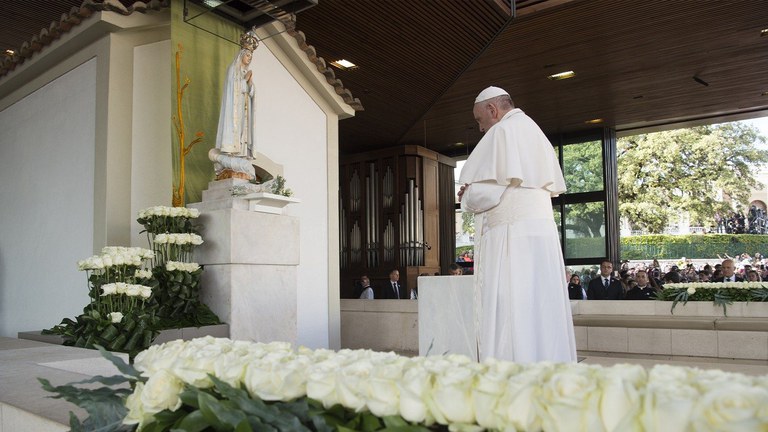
[458,86,577,363]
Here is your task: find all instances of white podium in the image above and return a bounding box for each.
[189,179,300,344]
[417,275,476,358]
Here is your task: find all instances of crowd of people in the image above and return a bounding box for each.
[715,206,768,234]
[568,253,767,300]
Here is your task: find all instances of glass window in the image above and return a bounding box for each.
[553,206,562,243]
[564,201,606,258]
[562,140,603,193]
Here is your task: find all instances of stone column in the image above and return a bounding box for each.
[189,179,299,344]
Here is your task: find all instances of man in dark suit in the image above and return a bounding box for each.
[587,260,624,300]
[383,269,406,299]
[625,270,658,300]
[711,259,743,282]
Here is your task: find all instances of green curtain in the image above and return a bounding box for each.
[170,0,243,204]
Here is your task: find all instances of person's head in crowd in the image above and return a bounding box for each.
[713,269,723,279]
[663,271,681,284]
[652,259,660,268]
[360,275,371,288]
[599,260,613,278]
[703,264,712,274]
[698,271,711,282]
[747,269,761,282]
[448,263,463,276]
[743,264,752,274]
[389,269,400,283]
[569,274,581,286]
[626,278,638,291]
[635,270,650,288]
[721,259,736,278]
[714,263,723,271]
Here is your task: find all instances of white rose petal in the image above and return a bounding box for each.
[691,384,768,432]
[140,369,184,414]
[108,312,124,323]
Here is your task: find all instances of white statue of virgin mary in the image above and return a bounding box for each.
[210,32,259,180]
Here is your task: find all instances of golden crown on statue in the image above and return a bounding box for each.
[240,32,259,52]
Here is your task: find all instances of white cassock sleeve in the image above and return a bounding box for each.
[460,182,507,214]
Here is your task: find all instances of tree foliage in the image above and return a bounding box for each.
[617,123,768,233]
[562,140,604,237]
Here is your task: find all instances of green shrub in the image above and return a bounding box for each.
[620,234,768,259]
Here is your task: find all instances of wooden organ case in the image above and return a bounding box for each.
[339,145,456,298]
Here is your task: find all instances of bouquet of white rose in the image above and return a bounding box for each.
[41,337,768,432]
[659,281,768,315]
[137,206,220,328]
[45,247,159,358]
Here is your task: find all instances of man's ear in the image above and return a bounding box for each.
[488,103,498,118]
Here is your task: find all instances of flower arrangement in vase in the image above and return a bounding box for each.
[44,246,159,358]
[45,206,220,359]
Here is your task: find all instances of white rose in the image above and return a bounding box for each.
[154,234,167,244]
[170,207,183,217]
[691,384,768,431]
[101,284,117,296]
[366,357,407,417]
[102,255,113,268]
[334,359,374,412]
[109,312,123,323]
[113,254,125,266]
[115,282,128,294]
[642,381,698,432]
[187,262,200,272]
[189,208,200,218]
[135,340,187,376]
[687,287,696,295]
[140,287,152,299]
[307,360,342,408]
[598,364,646,431]
[125,284,141,297]
[166,261,177,271]
[167,234,177,244]
[431,363,476,424]
[191,234,204,245]
[692,369,753,393]
[472,360,520,429]
[538,364,603,432]
[123,382,151,427]
[140,369,184,414]
[398,361,435,424]
[245,352,309,402]
[498,364,554,432]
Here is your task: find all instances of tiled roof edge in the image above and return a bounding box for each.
[283,18,363,112]
[0,0,170,79]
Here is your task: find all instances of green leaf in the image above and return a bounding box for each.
[198,391,245,430]
[174,409,210,432]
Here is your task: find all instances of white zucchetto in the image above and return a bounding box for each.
[474,86,509,104]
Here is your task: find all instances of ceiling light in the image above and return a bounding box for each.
[454,142,464,147]
[547,70,575,81]
[585,118,603,124]
[761,28,768,36]
[329,59,357,70]
[762,91,768,96]
[202,0,224,7]
[4,49,14,56]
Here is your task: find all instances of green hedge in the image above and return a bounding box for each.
[620,234,768,260]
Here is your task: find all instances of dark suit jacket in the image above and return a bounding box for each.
[712,276,744,283]
[382,281,406,299]
[625,286,657,300]
[568,283,586,300]
[587,276,624,300]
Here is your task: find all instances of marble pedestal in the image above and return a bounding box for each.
[189,179,300,344]
[418,275,476,357]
